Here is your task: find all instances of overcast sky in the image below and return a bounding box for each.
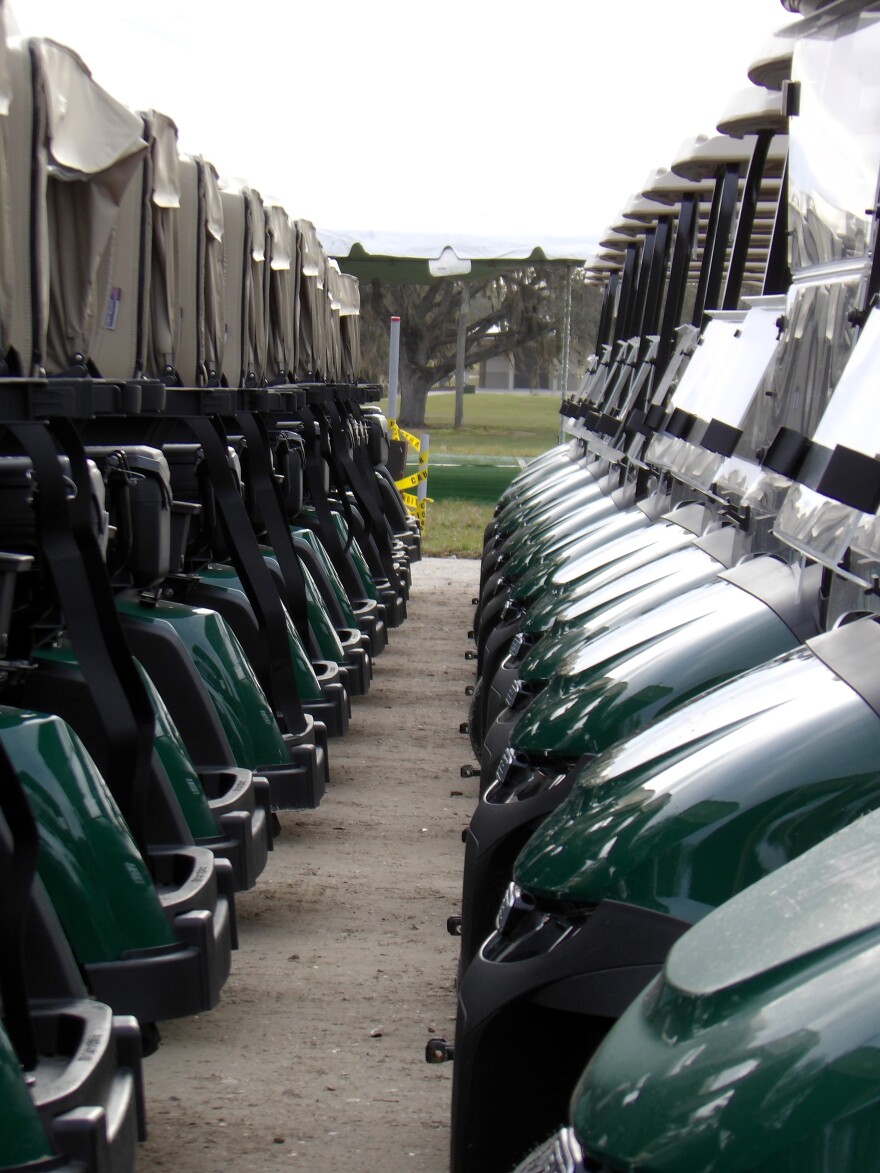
[8,0,794,248]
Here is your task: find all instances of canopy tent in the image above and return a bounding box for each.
[317,228,598,283]
[317,228,599,425]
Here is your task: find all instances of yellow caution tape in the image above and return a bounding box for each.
[389,419,421,452]
[389,418,431,526]
[402,492,433,530]
[396,468,429,490]
[388,418,430,528]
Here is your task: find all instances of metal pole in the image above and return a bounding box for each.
[560,266,573,397]
[454,284,470,430]
[387,315,401,419]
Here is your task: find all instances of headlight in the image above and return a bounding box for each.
[508,630,539,666]
[485,749,570,804]
[495,881,536,934]
[501,598,526,623]
[511,1127,586,1173]
[505,677,546,711]
[485,883,595,964]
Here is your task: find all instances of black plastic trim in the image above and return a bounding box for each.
[665,407,697,439]
[701,417,743,457]
[762,425,812,478]
[816,443,880,515]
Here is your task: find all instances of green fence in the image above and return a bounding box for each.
[408,454,526,505]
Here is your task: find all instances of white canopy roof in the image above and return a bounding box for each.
[317,227,597,282]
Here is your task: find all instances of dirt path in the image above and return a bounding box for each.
[139,556,480,1172]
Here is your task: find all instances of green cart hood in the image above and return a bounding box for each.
[301,560,345,660]
[299,506,378,600]
[519,546,730,675]
[515,631,880,921]
[512,570,801,757]
[551,508,707,589]
[496,448,593,502]
[339,524,378,600]
[499,483,621,574]
[541,527,738,637]
[506,501,643,592]
[261,548,345,661]
[116,595,290,768]
[505,473,611,533]
[494,459,599,527]
[0,1023,54,1166]
[37,642,217,841]
[198,564,323,700]
[520,515,705,632]
[573,806,880,1172]
[292,526,358,626]
[137,663,217,839]
[0,707,174,964]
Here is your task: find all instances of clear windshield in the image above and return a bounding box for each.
[647,303,781,486]
[735,275,859,463]
[587,337,659,462]
[625,325,699,469]
[805,303,880,452]
[789,9,880,270]
[775,306,880,576]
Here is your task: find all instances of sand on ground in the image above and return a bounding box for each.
[139,556,480,1172]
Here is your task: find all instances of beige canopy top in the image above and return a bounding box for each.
[89,107,187,381]
[716,86,788,138]
[149,110,181,210]
[295,219,324,380]
[298,219,322,278]
[220,179,270,388]
[747,29,795,90]
[324,257,342,382]
[320,227,596,285]
[337,270,361,383]
[35,37,147,372]
[0,1,9,118]
[143,111,181,380]
[36,39,145,189]
[672,132,788,182]
[5,36,148,373]
[265,203,296,382]
[176,155,226,387]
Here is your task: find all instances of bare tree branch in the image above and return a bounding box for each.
[357,265,605,427]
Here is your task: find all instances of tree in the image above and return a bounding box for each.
[359,265,601,428]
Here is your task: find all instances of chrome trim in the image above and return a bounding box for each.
[512,1127,586,1173]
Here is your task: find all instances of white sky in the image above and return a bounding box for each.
[8,0,794,247]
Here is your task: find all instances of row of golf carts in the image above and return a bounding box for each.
[0,7,420,1171]
[442,1,880,1170]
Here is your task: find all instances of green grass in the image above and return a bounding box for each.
[420,499,495,558]
[383,391,561,456]
[381,391,562,557]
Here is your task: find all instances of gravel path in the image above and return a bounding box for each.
[139,556,479,1172]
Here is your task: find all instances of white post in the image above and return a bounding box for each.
[454,284,470,430]
[387,315,401,419]
[417,432,430,508]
